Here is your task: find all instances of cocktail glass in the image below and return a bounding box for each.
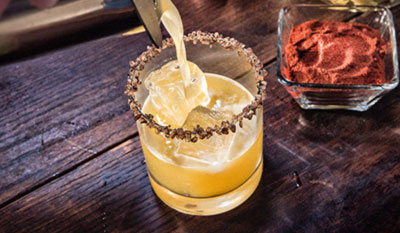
[126,31,267,215]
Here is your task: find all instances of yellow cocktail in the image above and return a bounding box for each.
[126,0,265,216]
[137,72,263,215]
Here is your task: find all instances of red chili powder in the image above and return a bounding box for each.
[284,20,387,85]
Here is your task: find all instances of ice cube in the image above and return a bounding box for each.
[174,106,235,167]
[205,74,253,115]
[181,105,231,130]
[144,60,209,127]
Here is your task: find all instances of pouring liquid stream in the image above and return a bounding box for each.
[156,0,191,88]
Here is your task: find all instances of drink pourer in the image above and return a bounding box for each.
[131,0,163,48]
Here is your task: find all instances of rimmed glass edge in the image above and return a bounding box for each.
[276,4,399,91]
[125,31,267,142]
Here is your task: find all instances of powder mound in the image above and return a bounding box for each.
[284,20,387,85]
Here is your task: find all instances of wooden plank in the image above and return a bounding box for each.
[0,33,151,206]
[1,2,399,232]
[0,0,306,207]
[1,58,399,232]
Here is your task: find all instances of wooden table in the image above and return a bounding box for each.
[1,1,399,232]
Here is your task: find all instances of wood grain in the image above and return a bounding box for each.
[1,59,399,232]
[0,1,399,232]
[0,33,150,206]
[0,0,305,207]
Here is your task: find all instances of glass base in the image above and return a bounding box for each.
[298,103,370,111]
[148,159,263,216]
[296,96,383,112]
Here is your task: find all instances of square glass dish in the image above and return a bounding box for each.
[277,4,398,111]
[321,0,400,8]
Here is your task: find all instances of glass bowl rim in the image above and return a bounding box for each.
[125,31,267,142]
[276,4,399,90]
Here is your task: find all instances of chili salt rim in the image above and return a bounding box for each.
[125,31,267,142]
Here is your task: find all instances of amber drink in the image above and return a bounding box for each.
[126,0,266,215]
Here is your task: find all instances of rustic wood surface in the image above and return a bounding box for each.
[0,0,399,232]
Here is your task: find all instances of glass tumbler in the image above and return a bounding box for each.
[126,31,267,215]
[277,4,398,111]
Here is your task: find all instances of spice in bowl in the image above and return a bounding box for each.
[283,20,387,85]
[277,5,398,111]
